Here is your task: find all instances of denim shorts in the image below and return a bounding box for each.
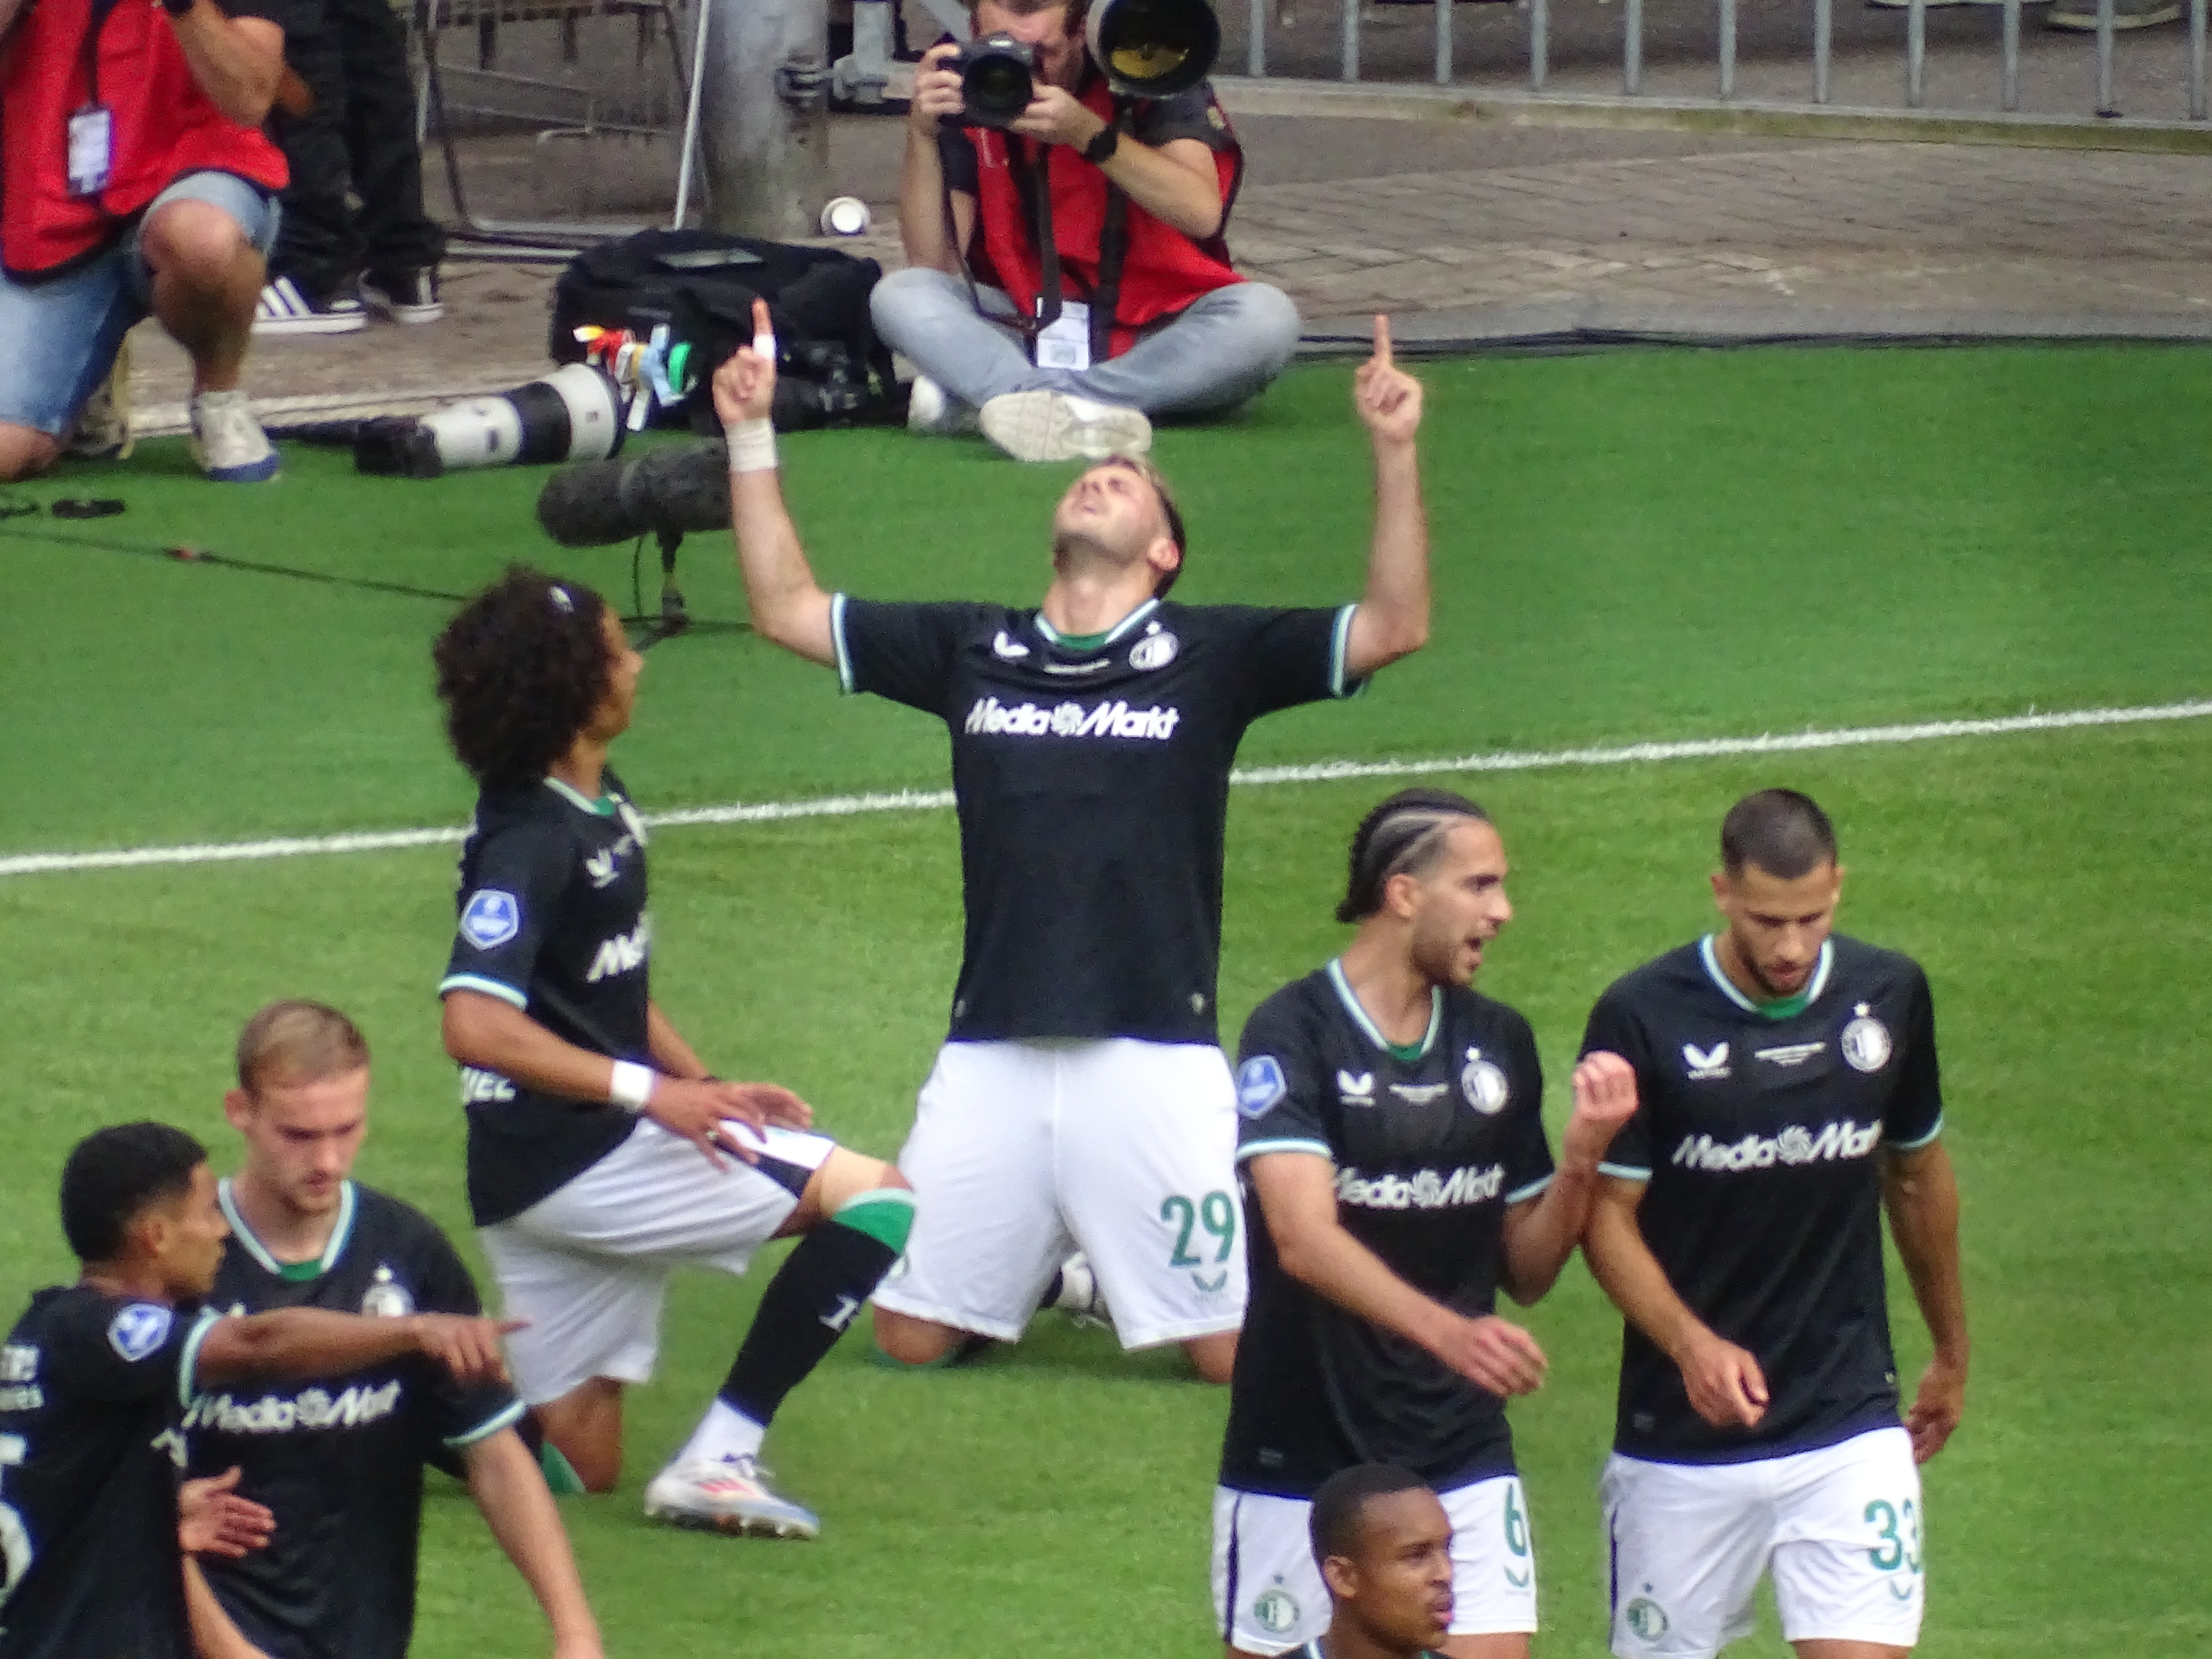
[0,170,280,437]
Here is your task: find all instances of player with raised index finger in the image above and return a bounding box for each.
[1580,789,1968,1659]
[1216,790,1637,1659]
[718,303,1431,1383]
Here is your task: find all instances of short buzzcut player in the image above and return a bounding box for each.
[1720,789,1838,880]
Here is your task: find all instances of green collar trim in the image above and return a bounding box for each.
[1700,934,1833,1020]
[218,1177,355,1281]
[1035,598,1159,652]
[1327,958,1442,1062]
[543,776,615,816]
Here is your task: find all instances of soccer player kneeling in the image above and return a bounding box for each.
[432,569,914,1539]
[1580,789,1968,1659]
[1214,791,1638,1659]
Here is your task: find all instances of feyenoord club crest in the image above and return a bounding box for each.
[361,1266,416,1319]
[1460,1047,1509,1115]
[1840,1004,1893,1073]
[1129,628,1179,672]
[1251,1585,1300,1636]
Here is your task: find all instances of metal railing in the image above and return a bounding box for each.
[1230,0,2210,129]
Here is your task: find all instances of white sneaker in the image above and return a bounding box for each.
[67,336,134,460]
[979,390,1151,463]
[906,373,979,436]
[643,1454,820,1539]
[1049,1252,1113,1332]
[189,390,279,483]
[253,276,367,336]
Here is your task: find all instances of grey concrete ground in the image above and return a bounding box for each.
[127,28,2212,432]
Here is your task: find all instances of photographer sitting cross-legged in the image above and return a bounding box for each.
[0,0,293,483]
[876,0,1299,463]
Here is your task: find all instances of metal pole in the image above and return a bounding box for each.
[1625,0,1643,93]
[2097,0,2117,114]
[701,0,830,236]
[1907,0,1926,108]
[2192,0,2207,119]
[1437,0,1455,84]
[1814,0,1831,102]
[1530,0,1548,90]
[671,0,714,227]
[1342,0,1359,81]
[2001,0,2020,111]
[1249,0,1266,76]
[1719,0,1736,100]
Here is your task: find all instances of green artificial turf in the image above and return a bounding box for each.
[4,342,2210,853]
[2,345,2209,1658]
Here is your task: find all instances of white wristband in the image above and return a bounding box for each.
[725,417,777,474]
[608,1060,657,1111]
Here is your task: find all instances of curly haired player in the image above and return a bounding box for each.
[431,566,914,1540]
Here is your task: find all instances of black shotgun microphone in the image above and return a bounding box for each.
[534,441,733,549]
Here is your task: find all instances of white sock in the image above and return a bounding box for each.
[675,1398,765,1467]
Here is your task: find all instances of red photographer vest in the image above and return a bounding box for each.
[1,0,289,280]
[965,77,1243,361]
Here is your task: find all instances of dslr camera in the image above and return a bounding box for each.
[952,33,1036,126]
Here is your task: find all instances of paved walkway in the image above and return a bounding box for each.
[129,109,2212,432]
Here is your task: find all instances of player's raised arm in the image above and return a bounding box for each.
[1882,1139,1968,1462]
[1498,1052,1639,1304]
[1342,315,1430,682]
[716,300,837,667]
[1247,1152,1547,1399]
[1583,1176,1769,1430]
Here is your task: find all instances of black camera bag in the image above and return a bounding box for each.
[548,228,898,432]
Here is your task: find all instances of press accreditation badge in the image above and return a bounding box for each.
[68,106,114,197]
[1034,300,1091,371]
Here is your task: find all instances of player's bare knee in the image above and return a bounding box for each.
[1185,1331,1237,1385]
[871,1306,960,1366]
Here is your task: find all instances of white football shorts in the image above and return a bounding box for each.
[1603,1425,1925,1658]
[480,1117,835,1403]
[1212,1475,1540,1655]
[870,1038,1246,1348]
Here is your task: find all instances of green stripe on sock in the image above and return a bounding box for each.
[833,1187,915,1254]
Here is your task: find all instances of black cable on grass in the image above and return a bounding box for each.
[0,514,745,649]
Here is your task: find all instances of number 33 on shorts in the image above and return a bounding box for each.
[1161,1190,1237,1289]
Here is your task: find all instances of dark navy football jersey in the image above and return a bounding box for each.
[0,1286,215,1659]
[1220,963,1555,1498]
[1581,934,1944,1463]
[440,771,652,1225]
[832,597,1359,1045]
[189,1181,522,1659]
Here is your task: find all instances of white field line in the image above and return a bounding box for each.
[5,698,2207,879]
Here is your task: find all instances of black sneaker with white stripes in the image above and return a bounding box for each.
[254,276,367,336]
[361,267,444,324]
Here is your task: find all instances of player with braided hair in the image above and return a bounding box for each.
[1214,788,1638,1659]
[431,566,915,1541]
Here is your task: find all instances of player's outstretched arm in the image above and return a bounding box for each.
[1342,314,1430,683]
[1248,1152,1547,1398]
[1499,1052,1639,1304]
[1882,1140,1969,1463]
[463,1430,604,1659]
[1583,1176,1770,1431]
[195,1308,519,1389]
[714,300,837,668]
[442,988,813,1170]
